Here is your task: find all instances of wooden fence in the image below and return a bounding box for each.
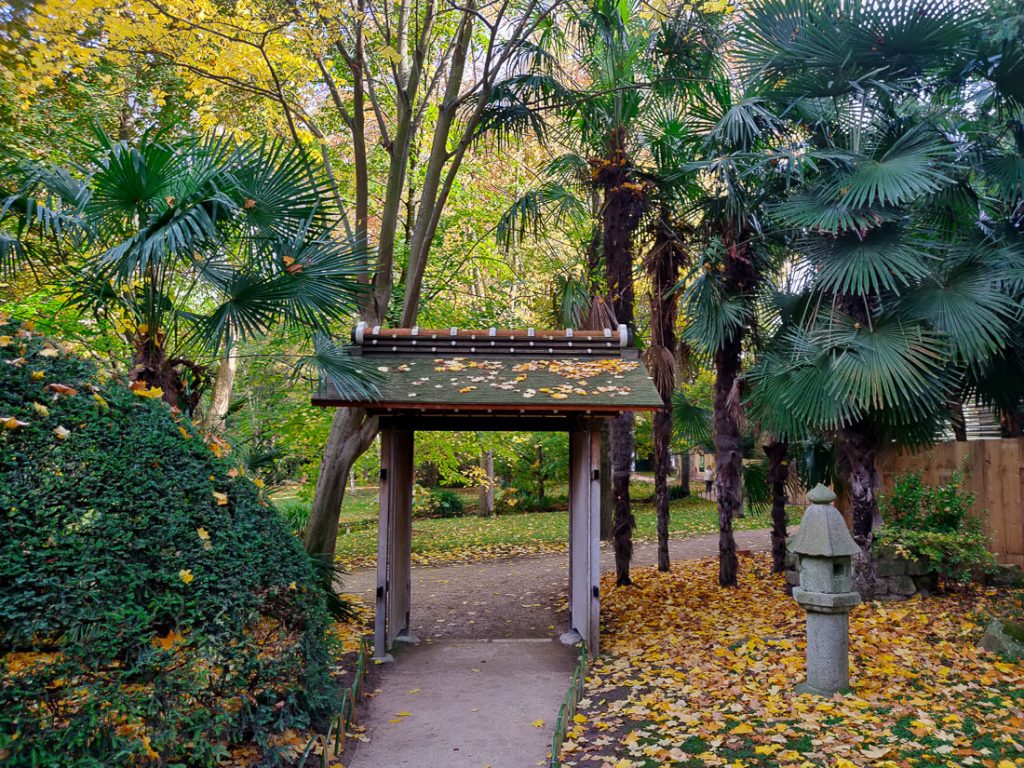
[877,439,1024,568]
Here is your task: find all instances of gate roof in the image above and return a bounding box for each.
[312,323,663,422]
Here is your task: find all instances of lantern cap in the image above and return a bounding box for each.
[789,487,859,558]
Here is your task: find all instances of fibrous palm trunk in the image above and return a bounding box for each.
[596,128,645,586]
[679,453,690,496]
[713,237,757,587]
[764,440,790,573]
[713,335,743,587]
[837,420,880,596]
[130,329,206,413]
[610,411,635,585]
[653,409,672,571]
[646,217,684,572]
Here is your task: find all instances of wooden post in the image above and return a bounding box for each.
[391,429,415,643]
[375,428,415,661]
[565,426,602,656]
[375,429,394,661]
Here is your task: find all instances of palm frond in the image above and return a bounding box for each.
[679,250,753,355]
[495,182,587,249]
[805,221,934,296]
[671,390,712,448]
[552,274,591,329]
[301,334,381,402]
[828,124,955,211]
[813,311,949,418]
[896,247,1019,364]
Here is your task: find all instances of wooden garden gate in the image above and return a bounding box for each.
[313,324,663,660]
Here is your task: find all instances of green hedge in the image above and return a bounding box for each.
[0,319,342,766]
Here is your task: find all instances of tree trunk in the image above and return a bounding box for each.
[130,329,183,409]
[205,347,238,431]
[653,408,672,571]
[1001,406,1023,438]
[611,410,636,585]
[598,128,644,586]
[949,398,968,442]
[304,407,379,557]
[645,213,684,573]
[713,335,743,587]
[479,450,494,515]
[679,452,691,496]
[837,420,880,596]
[400,3,475,326]
[764,440,790,573]
[536,444,545,501]
[711,226,760,587]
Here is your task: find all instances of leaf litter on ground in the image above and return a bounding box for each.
[560,555,1024,768]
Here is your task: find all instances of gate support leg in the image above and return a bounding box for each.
[374,428,415,661]
[564,426,601,656]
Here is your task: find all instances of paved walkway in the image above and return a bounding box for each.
[342,530,773,767]
[346,639,574,768]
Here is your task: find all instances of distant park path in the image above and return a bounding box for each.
[345,528,774,641]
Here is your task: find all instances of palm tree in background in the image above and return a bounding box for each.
[498,0,712,584]
[675,72,794,587]
[956,1,1024,437]
[1,132,370,417]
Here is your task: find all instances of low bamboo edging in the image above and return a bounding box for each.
[548,642,589,768]
[297,634,371,767]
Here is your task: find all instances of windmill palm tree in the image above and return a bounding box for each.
[674,76,794,586]
[739,0,1022,593]
[953,2,1024,436]
[497,0,709,584]
[1,132,370,415]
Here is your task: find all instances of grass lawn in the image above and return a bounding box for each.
[561,555,1024,768]
[299,484,802,568]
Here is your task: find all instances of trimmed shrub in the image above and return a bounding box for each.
[876,471,995,583]
[0,319,342,766]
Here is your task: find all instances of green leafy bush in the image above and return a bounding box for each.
[0,320,343,766]
[412,486,466,518]
[876,471,995,583]
[495,433,569,502]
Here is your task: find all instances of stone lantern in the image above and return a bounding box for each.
[789,484,861,696]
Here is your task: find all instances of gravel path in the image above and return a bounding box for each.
[345,529,773,641]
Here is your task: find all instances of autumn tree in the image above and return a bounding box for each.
[9,0,565,556]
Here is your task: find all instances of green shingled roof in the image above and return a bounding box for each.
[313,353,663,413]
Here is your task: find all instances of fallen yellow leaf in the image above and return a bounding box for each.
[131,382,164,399]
